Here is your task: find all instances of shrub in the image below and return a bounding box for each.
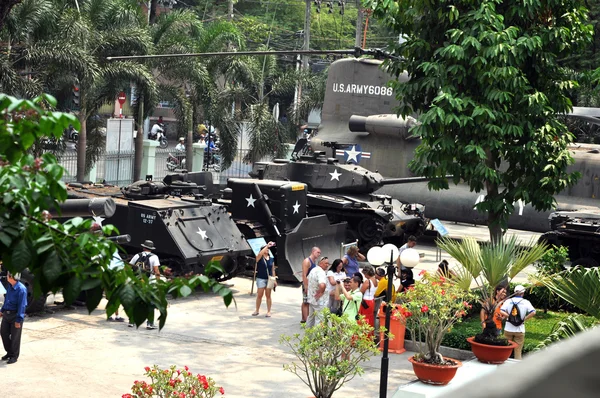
[123,365,224,398]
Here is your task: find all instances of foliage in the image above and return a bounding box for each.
[280,308,379,398]
[123,365,225,398]
[437,235,548,340]
[532,266,600,319]
[534,314,595,351]
[368,0,594,242]
[442,310,597,354]
[0,94,233,328]
[396,271,473,364]
[530,246,569,313]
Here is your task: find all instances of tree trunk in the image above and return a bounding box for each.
[228,0,234,21]
[485,151,502,244]
[76,95,87,182]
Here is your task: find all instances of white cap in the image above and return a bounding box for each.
[179,137,185,141]
[514,285,526,293]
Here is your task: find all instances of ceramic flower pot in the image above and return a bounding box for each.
[378,305,406,354]
[408,356,462,385]
[467,336,519,364]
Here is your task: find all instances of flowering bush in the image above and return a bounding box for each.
[123,365,224,398]
[396,271,473,365]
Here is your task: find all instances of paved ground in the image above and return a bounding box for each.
[0,276,417,398]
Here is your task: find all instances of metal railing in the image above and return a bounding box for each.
[57,148,252,186]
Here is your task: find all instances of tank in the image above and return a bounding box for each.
[65,172,254,282]
[219,178,347,283]
[539,211,600,268]
[248,148,427,250]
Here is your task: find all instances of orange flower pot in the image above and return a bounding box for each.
[378,305,406,354]
[467,337,519,364]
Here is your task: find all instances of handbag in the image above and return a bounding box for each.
[265,257,276,290]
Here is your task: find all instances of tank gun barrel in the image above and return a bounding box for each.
[252,183,282,237]
[348,114,418,138]
[380,176,452,185]
[50,198,116,218]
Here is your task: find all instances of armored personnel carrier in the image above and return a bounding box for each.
[539,211,600,268]
[249,144,427,250]
[65,172,254,281]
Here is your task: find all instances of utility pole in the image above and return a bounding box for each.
[302,0,311,70]
[134,1,152,181]
[355,1,364,48]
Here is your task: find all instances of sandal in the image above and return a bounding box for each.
[252,312,259,316]
[265,313,272,318]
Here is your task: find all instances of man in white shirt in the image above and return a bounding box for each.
[396,235,417,268]
[175,137,185,152]
[306,256,330,328]
[500,285,536,359]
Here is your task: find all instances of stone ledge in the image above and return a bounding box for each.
[403,340,475,361]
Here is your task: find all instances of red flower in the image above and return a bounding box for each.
[419,269,427,276]
[219,386,225,395]
[405,311,412,317]
[190,389,197,396]
[177,370,181,375]
[463,301,471,308]
[439,276,446,283]
[202,380,210,390]
[180,393,186,398]
[441,289,446,295]
[122,394,133,398]
[144,366,151,372]
[420,305,429,313]
[184,365,189,371]
[169,379,176,387]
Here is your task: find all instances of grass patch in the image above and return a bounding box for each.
[442,311,597,354]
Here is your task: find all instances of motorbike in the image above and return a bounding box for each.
[65,125,79,142]
[148,123,168,149]
[166,151,186,172]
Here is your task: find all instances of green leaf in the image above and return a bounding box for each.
[85,286,104,314]
[63,276,83,305]
[11,239,32,272]
[179,285,193,297]
[0,232,13,248]
[42,252,62,283]
[119,284,136,308]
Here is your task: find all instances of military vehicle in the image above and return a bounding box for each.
[539,211,600,268]
[310,57,600,233]
[66,172,254,282]
[220,178,346,282]
[1,197,118,313]
[248,148,427,250]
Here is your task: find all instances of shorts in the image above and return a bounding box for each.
[302,285,308,304]
[256,278,268,289]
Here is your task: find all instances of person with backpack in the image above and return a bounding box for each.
[500,285,536,359]
[128,240,162,330]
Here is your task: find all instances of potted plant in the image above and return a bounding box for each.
[122,365,225,397]
[280,309,379,398]
[398,271,474,385]
[437,235,548,363]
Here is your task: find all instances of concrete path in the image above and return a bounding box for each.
[0,276,416,398]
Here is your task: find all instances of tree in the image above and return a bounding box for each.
[0,94,233,328]
[368,0,594,242]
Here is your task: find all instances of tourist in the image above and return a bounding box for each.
[1,272,27,364]
[481,286,507,335]
[306,256,330,327]
[300,246,320,324]
[358,265,378,332]
[252,242,277,317]
[326,259,345,312]
[500,285,536,359]
[342,245,365,277]
[335,275,363,322]
[397,268,415,293]
[396,235,417,268]
[128,240,162,330]
[436,259,457,279]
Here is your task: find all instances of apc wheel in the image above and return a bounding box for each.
[571,257,599,268]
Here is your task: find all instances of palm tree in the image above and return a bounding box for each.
[437,235,549,337]
[149,10,243,168]
[1,0,157,181]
